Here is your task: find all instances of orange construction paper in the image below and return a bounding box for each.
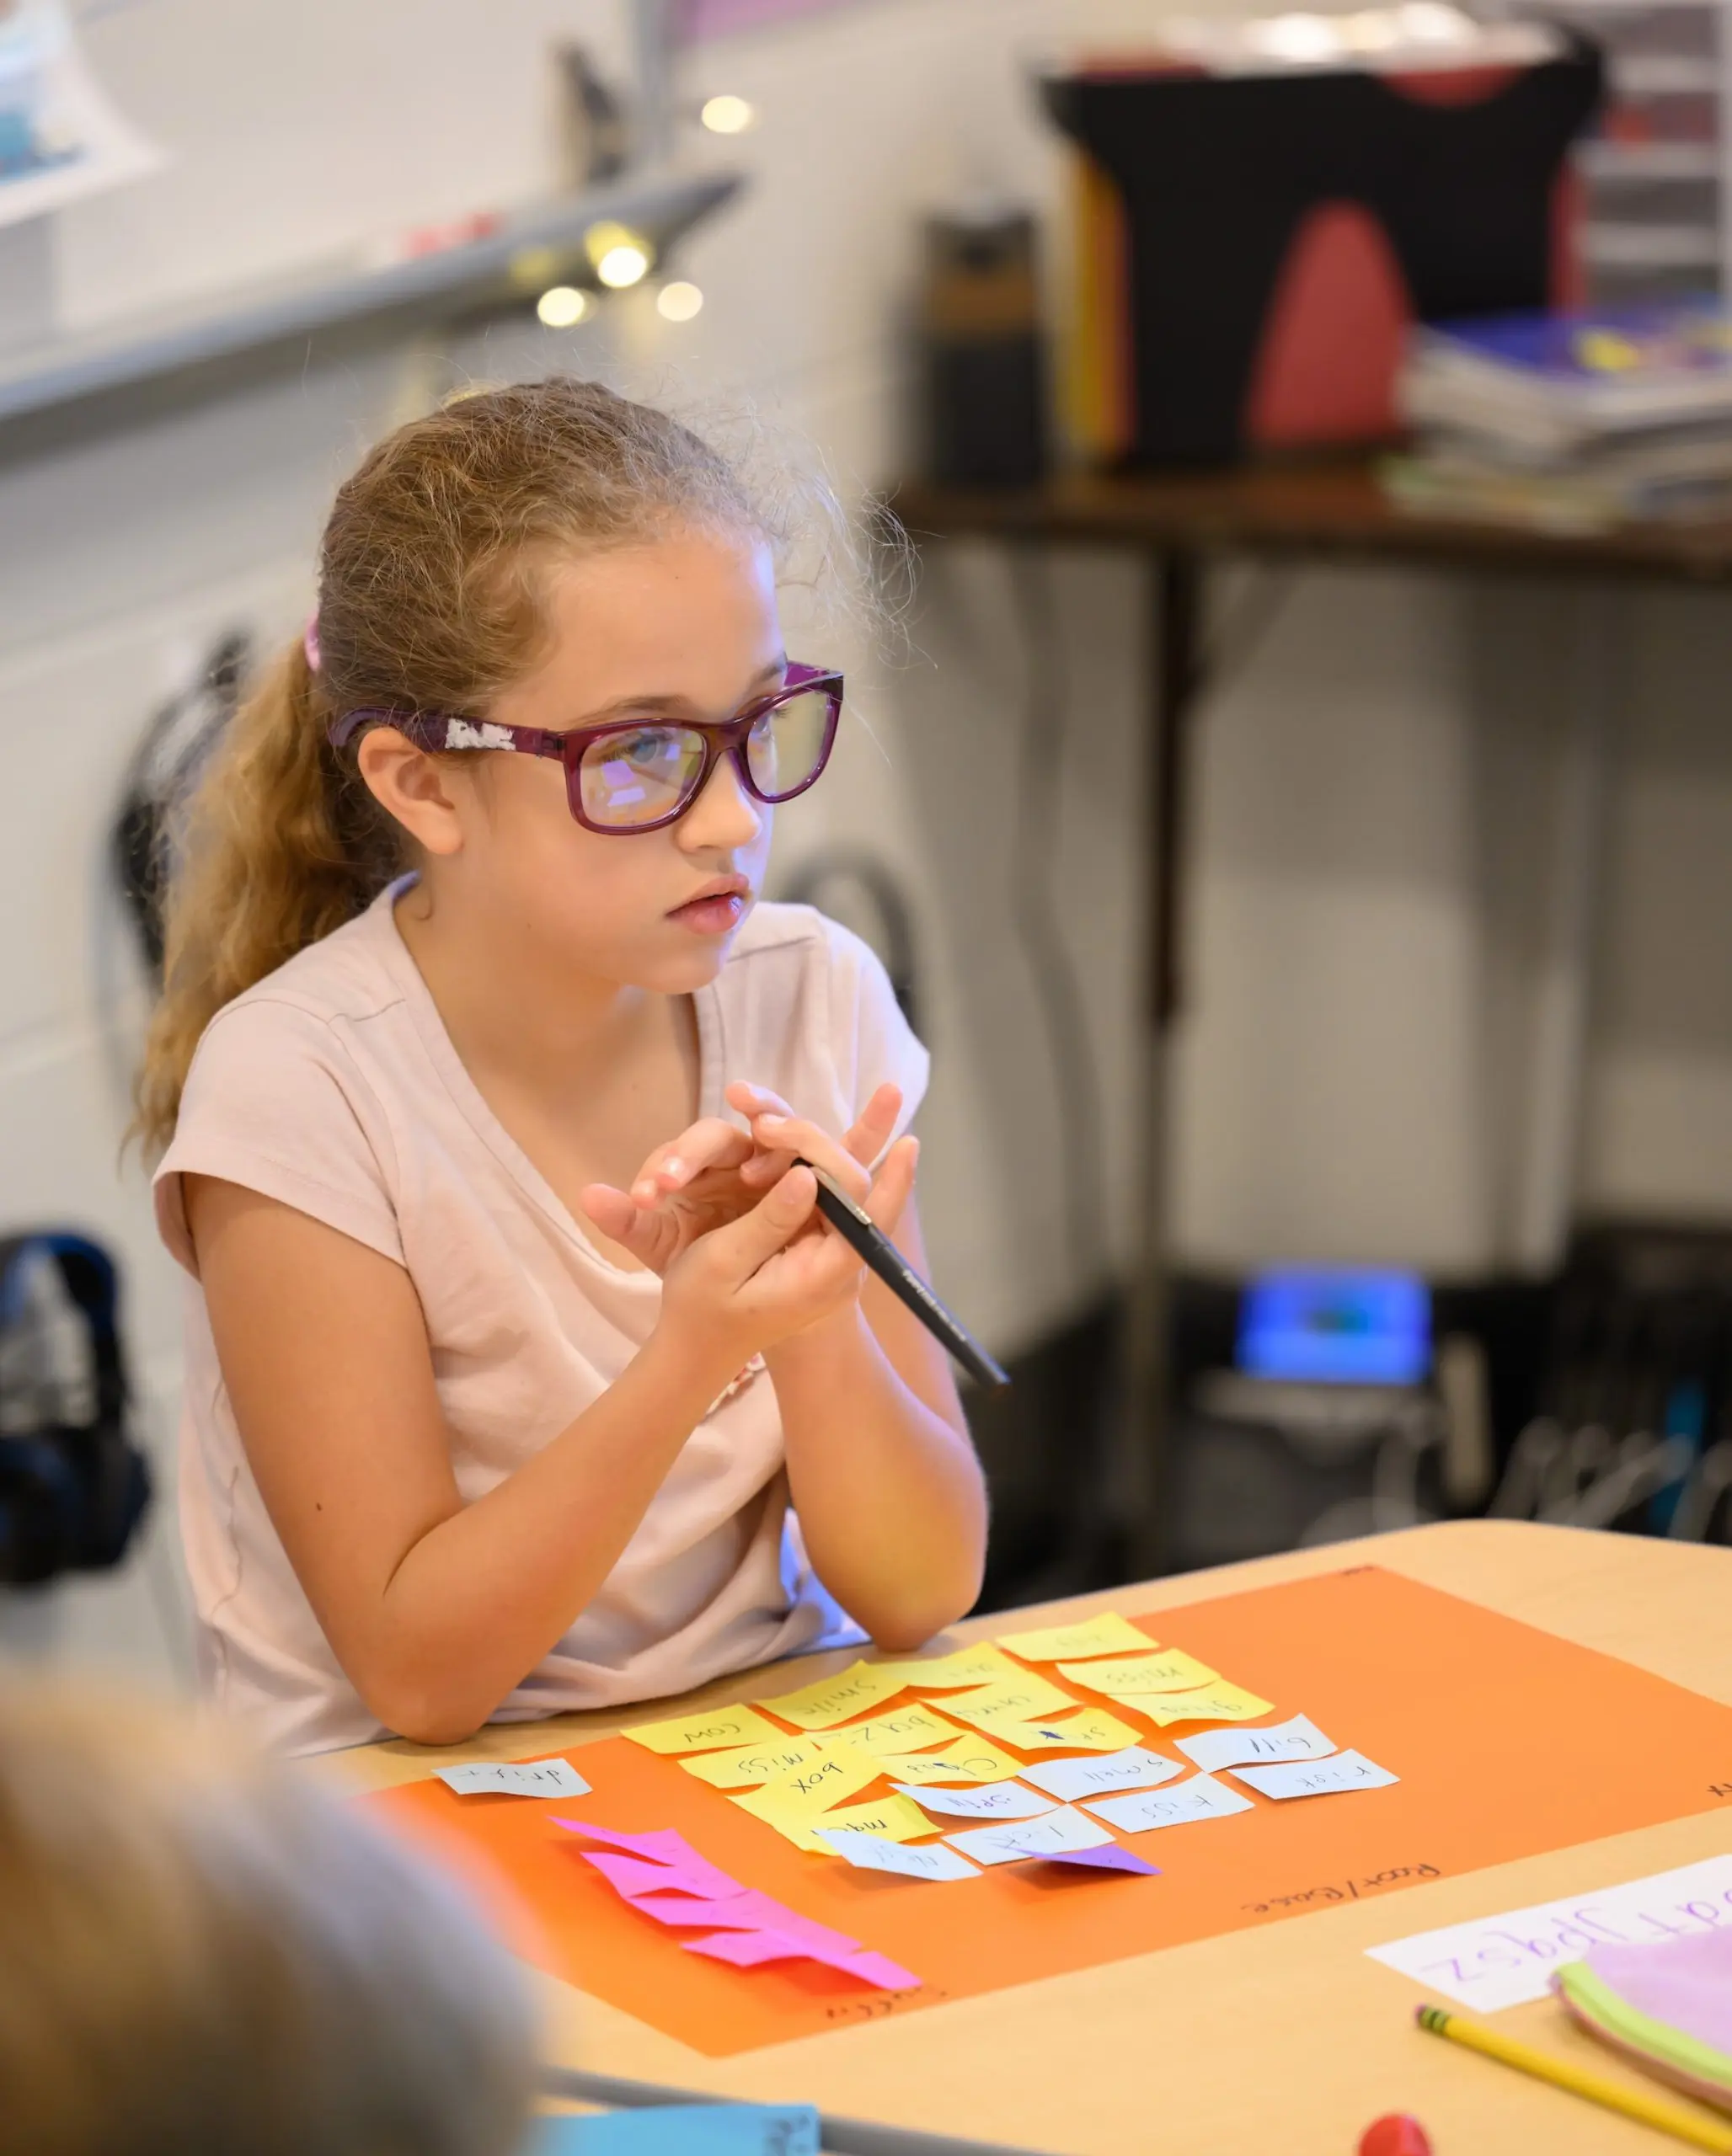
[362,1566,1732,2057]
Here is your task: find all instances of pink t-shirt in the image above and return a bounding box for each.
[154,884,928,1755]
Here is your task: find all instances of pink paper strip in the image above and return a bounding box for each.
[684,1928,922,1993]
[552,1817,740,1898]
[553,1817,923,1993]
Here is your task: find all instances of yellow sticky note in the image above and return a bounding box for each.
[819,1703,956,1758]
[731,1748,885,1831]
[1058,1649,1218,1697]
[874,1644,1022,1691]
[997,1612,1155,1662]
[679,1737,829,1789]
[797,1793,936,1854]
[623,1703,788,1755]
[874,1734,1026,1785]
[977,1707,1145,1753]
[756,1661,912,1730]
[1123,1684,1275,1727]
[938,1674,1080,1732]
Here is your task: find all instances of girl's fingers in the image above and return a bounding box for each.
[748,1111,872,1202]
[703,1166,819,1283]
[861,1134,919,1235]
[580,1183,636,1241]
[629,1117,753,1205]
[843,1083,904,1167]
[725,1080,794,1123]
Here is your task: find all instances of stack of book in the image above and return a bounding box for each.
[1385,302,1732,532]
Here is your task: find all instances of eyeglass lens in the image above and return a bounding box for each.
[577,688,832,829]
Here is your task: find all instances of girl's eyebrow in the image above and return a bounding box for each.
[570,657,789,728]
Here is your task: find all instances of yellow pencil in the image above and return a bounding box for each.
[1416,2004,1732,2153]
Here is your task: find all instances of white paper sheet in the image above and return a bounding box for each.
[1366,1854,1732,2012]
[816,1829,981,1880]
[944,1806,1116,1866]
[1083,1773,1254,1833]
[1176,1714,1337,1773]
[1020,1747,1187,1802]
[890,1779,1055,1821]
[435,1758,591,1799]
[1229,1750,1398,1799]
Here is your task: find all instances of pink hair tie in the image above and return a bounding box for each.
[302,613,321,673]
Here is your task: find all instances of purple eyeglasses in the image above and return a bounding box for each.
[329,663,843,836]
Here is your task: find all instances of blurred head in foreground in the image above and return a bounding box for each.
[0,1684,535,2156]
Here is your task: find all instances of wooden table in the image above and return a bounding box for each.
[890,462,1732,1579]
[337,1518,1732,2155]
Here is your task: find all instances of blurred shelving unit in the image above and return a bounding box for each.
[1501,0,1729,302]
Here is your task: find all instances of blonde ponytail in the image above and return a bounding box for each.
[132,639,406,1155]
[132,375,831,1155]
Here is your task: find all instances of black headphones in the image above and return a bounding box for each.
[0,1234,152,1589]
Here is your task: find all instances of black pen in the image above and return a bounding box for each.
[798,1161,1010,1390]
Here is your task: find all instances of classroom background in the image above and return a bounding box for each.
[3,0,1732,1685]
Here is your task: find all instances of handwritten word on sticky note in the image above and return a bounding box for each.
[1059,1649,1218,1697]
[939,1674,1081,1732]
[625,1705,787,1755]
[801,1794,933,1849]
[1085,1774,1254,1833]
[680,1737,829,1790]
[732,1750,882,1830]
[945,1806,1116,1866]
[1366,1854,1732,2013]
[818,1829,981,1880]
[756,1661,911,1730]
[1232,1750,1397,1800]
[435,1757,591,1799]
[1121,1684,1274,1728]
[893,1779,1055,1822]
[818,1703,955,1758]
[1176,1714,1335,1773]
[874,1644,1020,1690]
[1020,1746,1185,1803]
[984,1707,1146,1753]
[876,1735,1025,1785]
[997,1612,1154,1662]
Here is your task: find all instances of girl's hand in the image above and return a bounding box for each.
[654,1159,911,1373]
[580,1081,908,1275]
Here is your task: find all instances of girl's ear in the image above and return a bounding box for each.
[355,730,467,857]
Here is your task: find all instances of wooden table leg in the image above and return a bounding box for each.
[1115,548,1205,1579]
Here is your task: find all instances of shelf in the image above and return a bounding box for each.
[0,165,743,462]
[1580,140,1720,180]
[1584,217,1721,265]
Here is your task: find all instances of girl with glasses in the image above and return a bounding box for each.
[136,378,986,1754]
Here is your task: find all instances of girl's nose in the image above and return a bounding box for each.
[680,750,763,851]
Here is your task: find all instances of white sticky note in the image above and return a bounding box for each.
[891,1779,1056,1822]
[1366,1855,1732,2013]
[817,1828,982,1880]
[1177,1714,1337,1773]
[1084,1773,1254,1833]
[1230,1749,1398,1800]
[1020,1746,1187,1803]
[944,1806,1116,1866]
[435,1758,591,1799]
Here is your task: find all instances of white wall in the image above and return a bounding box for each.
[3,0,1731,1678]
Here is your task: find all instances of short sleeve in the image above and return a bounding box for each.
[820,917,931,1142]
[153,997,405,1278]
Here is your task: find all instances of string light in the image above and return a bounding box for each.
[656,281,704,323]
[700,94,756,134]
[536,286,591,328]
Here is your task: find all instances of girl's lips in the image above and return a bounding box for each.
[670,891,748,936]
